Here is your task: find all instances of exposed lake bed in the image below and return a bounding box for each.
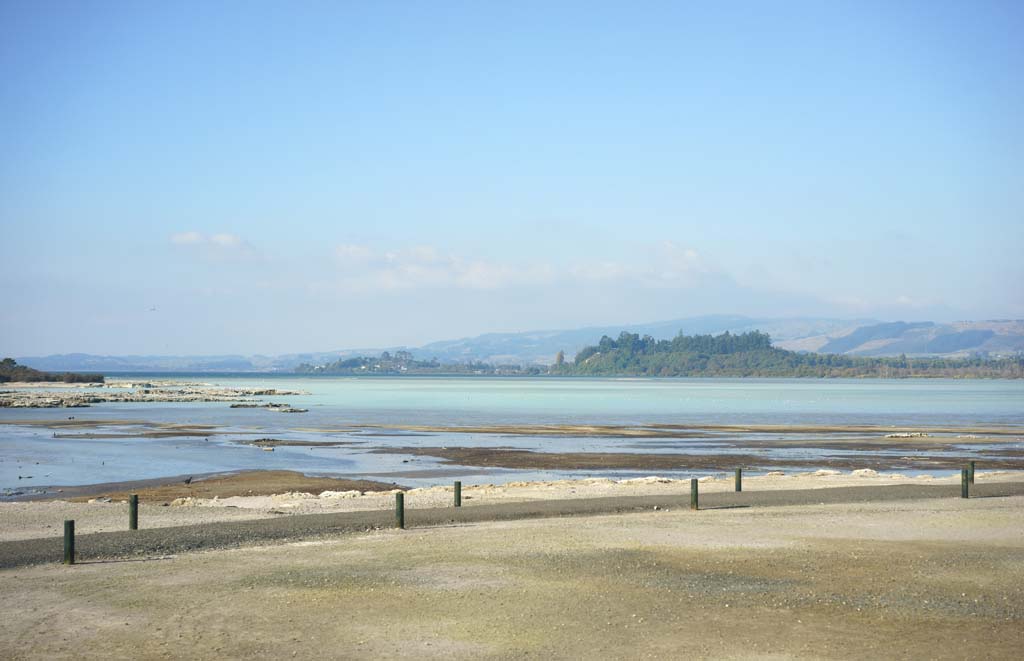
[2,376,1022,498]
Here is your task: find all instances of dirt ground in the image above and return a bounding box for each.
[1,491,1021,659]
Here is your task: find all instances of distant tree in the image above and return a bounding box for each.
[555,350,565,366]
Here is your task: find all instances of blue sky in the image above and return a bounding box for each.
[1,1,1022,355]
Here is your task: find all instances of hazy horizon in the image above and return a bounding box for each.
[3,2,1022,355]
[14,312,866,359]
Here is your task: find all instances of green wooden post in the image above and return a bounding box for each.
[129,494,139,530]
[968,461,975,485]
[690,478,699,511]
[63,520,75,565]
[395,492,405,529]
[735,468,742,492]
[961,468,969,499]
[454,481,462,507]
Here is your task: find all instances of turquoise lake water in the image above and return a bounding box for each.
[2,377,1022,492]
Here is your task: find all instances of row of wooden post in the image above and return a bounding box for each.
[393,475,728,521]
[394,480,461,530]
[690,468,742,510]
[63,493,138,565]
[691,464,982,510]
[62,464,982,564]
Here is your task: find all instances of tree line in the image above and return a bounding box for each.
[296,351,543,376]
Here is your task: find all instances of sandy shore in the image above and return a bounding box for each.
[1,487,1021,659]
[1,469,1019,542]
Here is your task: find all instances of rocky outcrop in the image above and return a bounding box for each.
[0,382,309,409]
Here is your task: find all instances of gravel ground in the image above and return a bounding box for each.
[1,489,1021,659]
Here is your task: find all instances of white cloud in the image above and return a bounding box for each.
[893,294,938,309]
[169,231,253,257]
[209,233,243,247]
[335,243,376,264]
[170,231,204,245]
[327,242,719,294]
[330,244,558,293]
[567,243,715,289]
[627,242,713,288]
[569,261,630,282]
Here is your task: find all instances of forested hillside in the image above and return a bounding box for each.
[551,332,1024,378]
[0,358,104,383]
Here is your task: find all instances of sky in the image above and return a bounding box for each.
[1,1,1022,356]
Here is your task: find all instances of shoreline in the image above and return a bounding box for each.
[8,461,1024,505]
[2,468,1021,544]
[13,465,1019,501]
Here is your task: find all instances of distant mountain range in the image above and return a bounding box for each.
[13,316,1024,373]
[412,315,876,365]
[774,319,1024,357]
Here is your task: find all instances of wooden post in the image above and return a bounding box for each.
[690,478,699,511]
[961,468,969,499]
[63,520,75,565]
[968,461,975,485]
[735,468,742,492]
[129,494,139,530]
[454,481,462,508]
[395,492,405,529]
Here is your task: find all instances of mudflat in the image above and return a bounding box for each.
[47,470,404,503]
[1,487,1021,659]
[370,421,1024,437]
[374,445,1024,471]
